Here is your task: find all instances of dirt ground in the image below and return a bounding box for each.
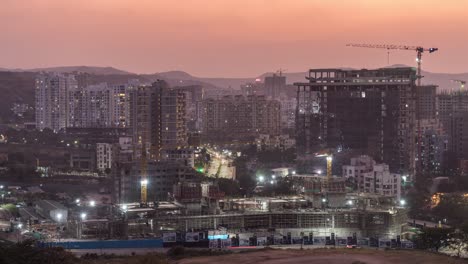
[175,248,468,264]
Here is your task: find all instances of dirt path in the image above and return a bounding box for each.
[175,249,467,264]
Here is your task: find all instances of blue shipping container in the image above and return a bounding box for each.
[39,239,163,249]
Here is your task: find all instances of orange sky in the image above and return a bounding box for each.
[1,0,467,77]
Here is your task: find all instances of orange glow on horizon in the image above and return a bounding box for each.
[1,0,467,77]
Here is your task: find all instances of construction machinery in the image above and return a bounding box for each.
[451,79,466,92]
[315,149,333,182]
[346,43,438,86]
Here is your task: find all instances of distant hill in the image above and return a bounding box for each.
[28,66,132,75]
[0,66,132,75]
[0,71,36,123]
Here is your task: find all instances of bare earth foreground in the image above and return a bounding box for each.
[175,248,468,264]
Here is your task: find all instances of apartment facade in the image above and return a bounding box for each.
[129,80,187,160]
[295,68,417,176]
[35,73,78,132]
[200,95,281,139]
[343,155,402,200]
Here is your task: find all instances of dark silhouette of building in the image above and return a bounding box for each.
[265,74,286,99]
[295,67,417,176]
[129,80,187,161]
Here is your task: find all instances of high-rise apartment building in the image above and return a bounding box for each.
[35,73,78,132]
[264,74,286,99]
[415,119,448,174]
[451,113,468,160]
[280,97,297,130]
[129,80,187,160]
[295,68,417,176]
[415,85,437,120]
[68,82,135,129]
[241,81,265,96]
[111,83,133,128]
[200,95,280,140]
[437,91,468,163]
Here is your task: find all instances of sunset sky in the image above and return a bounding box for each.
[1,0,467,77]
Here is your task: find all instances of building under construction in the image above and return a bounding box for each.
[149,194,407,239]
[295,67,417,176]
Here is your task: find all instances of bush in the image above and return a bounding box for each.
[167,245,185,257]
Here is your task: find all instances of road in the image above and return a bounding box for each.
[206,148,235,180]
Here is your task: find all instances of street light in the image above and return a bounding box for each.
[322,198,327,203]
[400,199,406,206]
[121,204,128,212]
[0,185,3,189]
[258,175,264,183]
[317,170,322,175]
[17,223,23,242]
[140,179,148,185]
[89,200,96,207]
[75,198,80,204]
[80,213,87,221]
[57,213,63,221]
[347,200,353,205]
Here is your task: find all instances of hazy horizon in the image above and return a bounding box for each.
[2,0,467,77]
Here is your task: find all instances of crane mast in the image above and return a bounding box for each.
[140,135,148,206]
[346,43,438,86]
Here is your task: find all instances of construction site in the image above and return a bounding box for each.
[295,67,418,176]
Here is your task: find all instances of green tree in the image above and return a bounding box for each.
[217,178,241,196]
[413,227,452,251]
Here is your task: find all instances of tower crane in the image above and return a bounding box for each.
[315,149,333,183]
[346,43,438,86]
[140,136,148,207]
[276,68,287,76]
[451,79,466,92]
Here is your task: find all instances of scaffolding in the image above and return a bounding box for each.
[150,207,407,238]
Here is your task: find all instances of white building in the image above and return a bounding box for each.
[111,83,135,128]
[271,167,294,178]
[68,83,113,128]
[96,143,113,172]
[68,82,136,129]
[35,73,78,132]
[256,134,296,151]
[343,155,402,200]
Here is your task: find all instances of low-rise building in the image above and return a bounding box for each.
[96,143,113,172]
[256,134,295,151]
[343,156,402,200]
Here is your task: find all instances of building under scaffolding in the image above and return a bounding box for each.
[295,67,417,176]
